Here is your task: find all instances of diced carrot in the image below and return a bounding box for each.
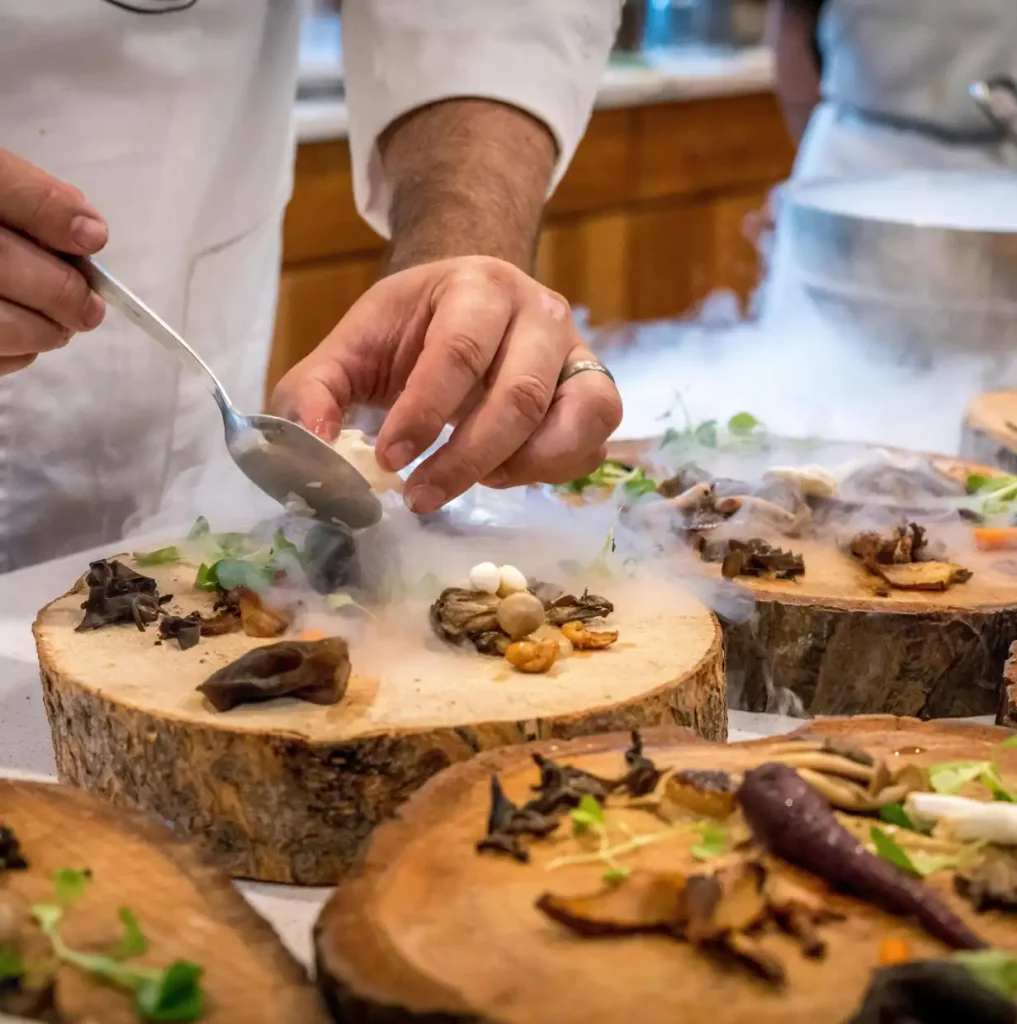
[879,938,911,965]
[299,630,325,642]
[973,528,1017,551]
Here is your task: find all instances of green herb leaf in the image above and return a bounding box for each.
[909,852,961,877]
[981,762,1017,803]
[879,803,931,834]
[999,734,1017,750]
[135,961,205,1022]
[134,546,181,567]
[967,474,1017,496]
[187,516,211,540]
[111,907,149,960]
[570,794,606,834]
[658,427,684,449]
[193,563,218,592]
[928,761,991,795]
[870,827,919,875]
[620,469,658,498]
[272,530,300,560]
[210,559,273,594]
[693,420,718,448]
[602,867,630,886]
[0,945,24,983]
[53,868,92,905]
[727,412,760,435]
[691,824,728,861]
[954,949,1017,999]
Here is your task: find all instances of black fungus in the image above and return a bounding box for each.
[737,763,985,951]
[476,775,561,862]
[197,637,350,712]
[617,729,663,796]
[76,559,168,633]
[159,612,202,651]
[526,753,615,814]
[0,825,27,870]
[846,962,1015,1024]
[700,538,805,581]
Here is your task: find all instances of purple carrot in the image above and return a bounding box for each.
[737,762,985,951]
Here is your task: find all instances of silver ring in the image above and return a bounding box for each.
[557,359,616,387]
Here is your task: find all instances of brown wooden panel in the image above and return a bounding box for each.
[546,107,635,216]
[266,255,382,395]
[282,141,386,265]
[707,186,771,306]
[633,92,794,202]
[536,212,631,325]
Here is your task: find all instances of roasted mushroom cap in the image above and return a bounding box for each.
[430,587,501,645]
[76,559,166,632]
[197,637,351,712]
[544,590,614,626]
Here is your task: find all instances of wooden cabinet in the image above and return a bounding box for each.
[269,90,793,390]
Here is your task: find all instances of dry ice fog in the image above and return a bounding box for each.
[124,176,1016,700]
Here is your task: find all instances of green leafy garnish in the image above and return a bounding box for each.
[135,961,205,1022]
[999,734,1017,751]
[194,558,273,594]
[272,530,300,561]
[690,824,728,861]
[879,803,930,834]
[0,945,24,983]
[193,563,217,592]
[570,795,606,835]
[602,867,630,886]
[727,412,759,435]
[111,908,149,960]
[870,827,957,877]
[929,760,1017,802]
[134,546,181,567]
[561,461,657,499]
[53,867,92,904]
[954,949,1017,999]
[187,517,210,540]
[31,878,205,1022]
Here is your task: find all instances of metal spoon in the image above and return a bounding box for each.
[75,257,382,530]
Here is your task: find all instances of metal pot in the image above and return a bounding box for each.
[784,171,1017,371]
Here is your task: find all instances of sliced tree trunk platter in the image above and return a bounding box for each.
[961,390,1017,474]
[33,561,726,885]
[607,438,1017,720]
[315,717,1017,1024]
[0,779,328,1023]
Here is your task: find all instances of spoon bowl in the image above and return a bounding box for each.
[76,258,383,529]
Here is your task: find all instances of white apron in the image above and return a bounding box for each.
[762,0,1017,320]
[0,1,304,572]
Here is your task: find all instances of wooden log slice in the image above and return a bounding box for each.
[607,437,1017,719]
[961,390,1017,474]
[0,779,327,1023]
[33,560,725,885]
[315,716,1017,1024]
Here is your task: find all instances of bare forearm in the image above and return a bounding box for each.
[379,99,557,275]
[767,0,824,142]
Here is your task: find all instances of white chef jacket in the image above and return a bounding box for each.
[762,0,1017,321]
[0,0,621,572]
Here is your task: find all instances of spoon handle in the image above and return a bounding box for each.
[72,256,235,416]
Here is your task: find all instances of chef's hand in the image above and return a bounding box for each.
[0,148,107,377]
[270,256,622,514]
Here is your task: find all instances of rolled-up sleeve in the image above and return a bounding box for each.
[340,0,622,238]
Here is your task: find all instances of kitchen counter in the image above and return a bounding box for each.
[0,534,799,972]
[294,45,775,143]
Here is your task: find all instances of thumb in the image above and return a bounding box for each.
[0,148,108,255]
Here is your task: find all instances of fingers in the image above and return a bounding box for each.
[0,354,37,377]
[401,296,572,512]
[0,299,72,358]
[0,148,108,254]
[480,344,622,488]
[269,359,350,444]
[0,227,104,333]
[375,269,513,473]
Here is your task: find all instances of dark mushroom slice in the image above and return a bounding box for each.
[657,464,711,499]
[525,754,616,814]
[197,637,350,712]
[0,825,27,870]
[158,613,202,651]
[303,521,362,594]
[429,587,501,647]
[75,558,165,632]
[617,730,662,796]
[544,590,614,627]
[737,763,986,951]
[476,775,560,862]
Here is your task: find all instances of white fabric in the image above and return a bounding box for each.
[818,0,1017,136]
[0,1,619,573]
[342,0,623,238]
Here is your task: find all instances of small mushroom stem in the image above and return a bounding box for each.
[775,752,875,784]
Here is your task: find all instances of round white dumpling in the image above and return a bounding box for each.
[497,564,528,597]
[468,561,501,594]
